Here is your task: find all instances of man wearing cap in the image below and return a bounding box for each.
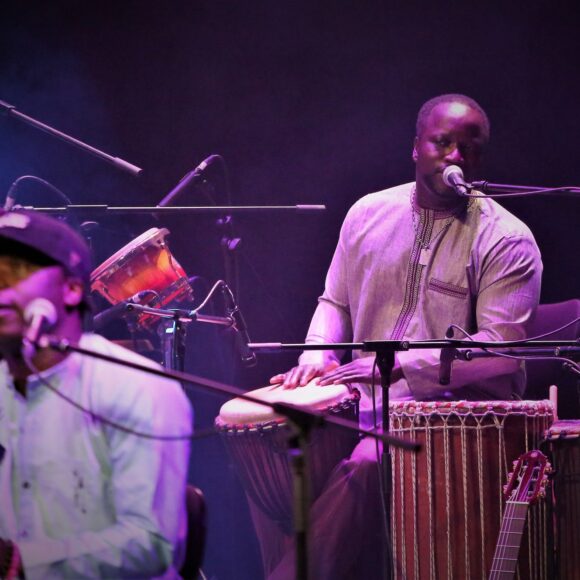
[0,210,192,579]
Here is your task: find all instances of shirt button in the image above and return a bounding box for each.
[22,481,30,489]
[19,530,29,539]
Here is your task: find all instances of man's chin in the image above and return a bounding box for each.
[430,182,455,200]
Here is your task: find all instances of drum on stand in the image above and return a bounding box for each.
[390,400,554,580]
[544,420,580,580]
[215,382,360,531]
[91,227,192,330]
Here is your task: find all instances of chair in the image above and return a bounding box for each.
[180,485,207,580]
[524,299,580,418]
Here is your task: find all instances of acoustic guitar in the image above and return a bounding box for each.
[488,450,551,579]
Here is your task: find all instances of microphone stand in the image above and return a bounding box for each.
[218,214,241,297]
[454,346,580,360]
[0,98,142,176]
[250,336,580,580]
[374,346,395,580]
[469,180,580,196]
[19,204,327,216]
[37,334,417,580]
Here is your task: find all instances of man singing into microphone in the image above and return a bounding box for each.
[264,94,542,578]
[0,210,192,579]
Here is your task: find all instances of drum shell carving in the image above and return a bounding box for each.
[390,400,554,580]
[544,419,580,580]
[216,384,361,534]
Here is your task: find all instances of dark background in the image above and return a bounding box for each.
[1,2,579,578]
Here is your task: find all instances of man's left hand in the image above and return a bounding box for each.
[317,356,403,385]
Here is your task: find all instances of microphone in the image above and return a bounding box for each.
[438,326,457,385]
[23,298,58,352]
[3,180,19,211]
[442,165,470,196]
[157,155,220,208]
[222,283,257,367]
[93,290,156,331]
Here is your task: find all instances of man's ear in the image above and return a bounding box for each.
[412,137,419,162]
[62,278,84,308]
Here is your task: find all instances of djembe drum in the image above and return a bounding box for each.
[390,400,554,580]
[544,420,580,580]
[216,382,360,532]
[91,227,192,329]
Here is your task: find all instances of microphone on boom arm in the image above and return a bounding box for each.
[157,155,221,208]
[442,165,470,197]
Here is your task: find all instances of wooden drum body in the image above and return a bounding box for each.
[390,400,554,580]
[216,382,360,533]
[91,227,192,329]
[544,420,580,580]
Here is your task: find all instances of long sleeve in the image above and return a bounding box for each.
[299,212,353,367]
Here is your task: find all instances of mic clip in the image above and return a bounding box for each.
[438,326,457,385]
[221,282,257,367]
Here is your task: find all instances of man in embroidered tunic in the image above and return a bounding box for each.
[262,94,542,578]
[0,210,192,579]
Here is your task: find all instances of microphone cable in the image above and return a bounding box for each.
[4,175,72,209]
[446,321,580,373]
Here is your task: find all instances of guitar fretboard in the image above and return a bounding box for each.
[488,501,528,578]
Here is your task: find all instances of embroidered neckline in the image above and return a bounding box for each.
[410,184,473,250]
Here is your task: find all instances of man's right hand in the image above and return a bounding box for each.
[269,360,340,389]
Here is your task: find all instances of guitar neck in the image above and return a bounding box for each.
[489,501,529,579]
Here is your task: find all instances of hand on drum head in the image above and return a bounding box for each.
[269,360,339,389]
[317,356,403,386]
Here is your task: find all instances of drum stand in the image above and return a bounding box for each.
[158,316,188,372]
[125,303,236,374]
[273,404,324,580]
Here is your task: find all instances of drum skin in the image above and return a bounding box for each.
[390,400,554,580]
[216,383,360,534]
[544,420,580,580]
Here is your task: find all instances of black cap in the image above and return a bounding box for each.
[0,210,92,284]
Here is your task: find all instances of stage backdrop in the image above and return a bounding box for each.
[1,2,578,578]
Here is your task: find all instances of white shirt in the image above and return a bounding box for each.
[0,333,192,579]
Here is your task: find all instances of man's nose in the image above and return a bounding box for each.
[445,145,464,164]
